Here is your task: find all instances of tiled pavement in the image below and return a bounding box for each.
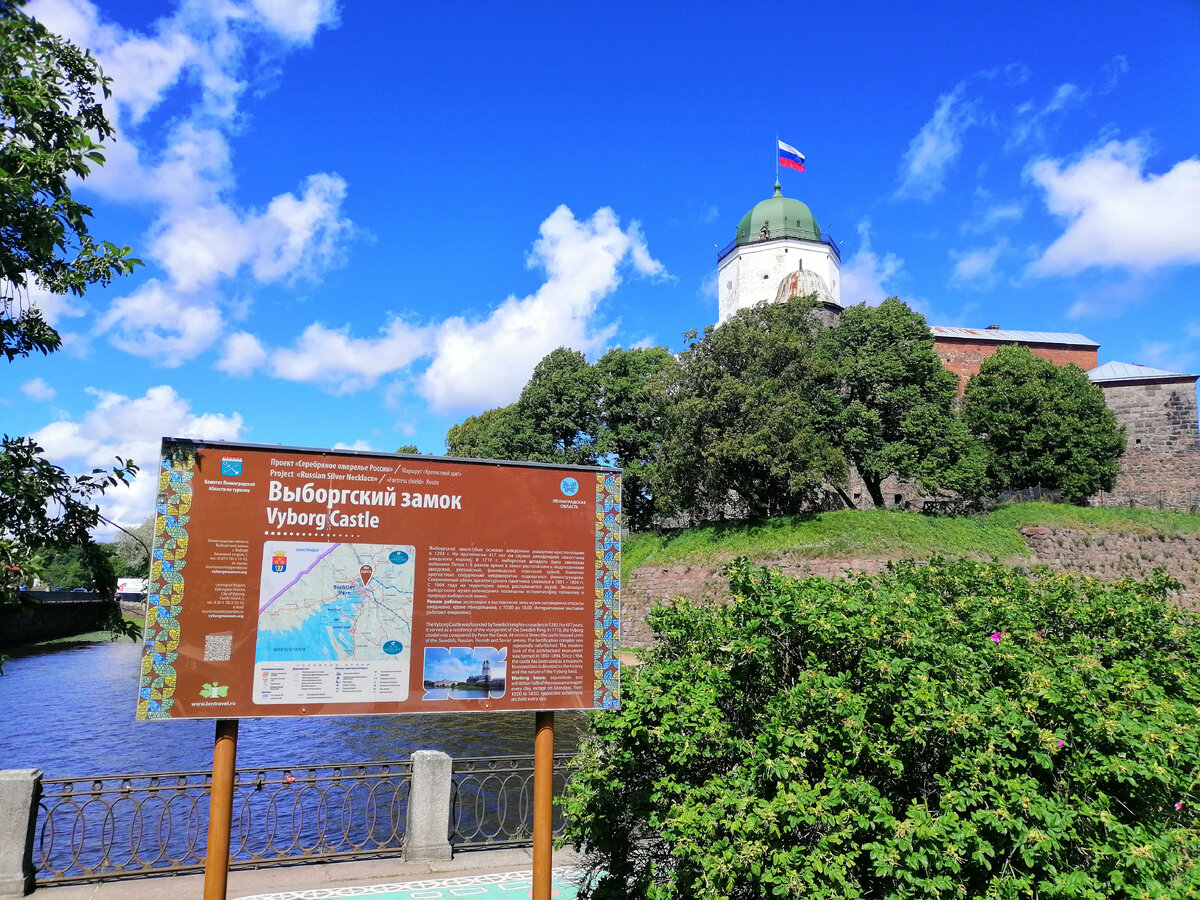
[33,847,585,900]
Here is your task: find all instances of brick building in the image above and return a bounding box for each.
[930,326,1100,394]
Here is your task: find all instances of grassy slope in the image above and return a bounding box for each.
[623,503,1200,581]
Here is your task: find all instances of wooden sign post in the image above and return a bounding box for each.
[532,710,554,900]
[203,719,239,900]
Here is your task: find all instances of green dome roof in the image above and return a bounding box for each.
[735,180,821,245]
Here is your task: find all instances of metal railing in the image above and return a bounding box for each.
[36,753,580,885]
[717,230,841,263]
[449,753,577,848]
[37,761,412,884]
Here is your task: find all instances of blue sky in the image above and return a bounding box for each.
[8,0,1200,534]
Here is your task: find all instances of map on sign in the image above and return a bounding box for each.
[252,542,416,705]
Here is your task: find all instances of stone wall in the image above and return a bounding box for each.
[1094,377,1200,510]
[621,528,1200,650]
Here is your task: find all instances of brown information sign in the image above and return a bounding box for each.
[136,439,621,720]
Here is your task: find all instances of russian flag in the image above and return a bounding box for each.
[778,140,805,172]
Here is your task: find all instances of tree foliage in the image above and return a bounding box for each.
[963,345,1125,503]
[563,559,1200,899]
[816,298,986,507]
[595,346,676,529]
[515,347,603,465]
[1,2,140,644]
[1,0,139,359]
[650,297,846,521]
[0,436,137,597]
[110,513,155,577]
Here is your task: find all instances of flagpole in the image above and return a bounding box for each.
[775,132,779,181]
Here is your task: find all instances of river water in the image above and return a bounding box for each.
[0,639,591,778]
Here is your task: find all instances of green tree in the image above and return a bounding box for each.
[816,297,986,508]
[651,296,846,522]
[110,513,155,576]
[595,346,675,530]
[1,1,139,643]
[563,559,1200,899]
[1,0,139,359]
[445,404,531,460]
[962,345,1125,503]
[515,347,602,465]
[444,348,603,466]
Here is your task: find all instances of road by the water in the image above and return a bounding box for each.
[0,639,590,777]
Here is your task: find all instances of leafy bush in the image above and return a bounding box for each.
[562,559,1200,898]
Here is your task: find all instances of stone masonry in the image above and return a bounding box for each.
[1095,376,1200,510]
[621,528,1200,651]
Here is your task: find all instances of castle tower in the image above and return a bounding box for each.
[481,658,491,682]
[717,180,842,326]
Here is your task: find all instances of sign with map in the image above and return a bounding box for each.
[136,439,621,720]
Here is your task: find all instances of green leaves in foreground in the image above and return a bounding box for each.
[562,559,1200,899]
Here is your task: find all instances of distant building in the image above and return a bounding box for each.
[717,180,842,328]
[929,326,1100,394]
[713,185,1200,511]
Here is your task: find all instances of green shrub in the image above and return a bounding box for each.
[562,559,1200,899]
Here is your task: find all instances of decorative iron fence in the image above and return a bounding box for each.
[449,753,577,848]
[37,760,412,884]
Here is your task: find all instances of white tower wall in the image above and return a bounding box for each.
[717,238,841,325]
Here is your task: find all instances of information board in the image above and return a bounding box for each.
[136,439,620,720]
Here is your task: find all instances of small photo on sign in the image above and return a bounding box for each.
[422,646,507,701]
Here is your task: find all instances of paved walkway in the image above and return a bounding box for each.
[33,848,585,900]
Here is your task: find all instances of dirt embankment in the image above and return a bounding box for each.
[622,528,1200,650]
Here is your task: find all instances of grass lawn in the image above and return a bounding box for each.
[622,502,1200,581]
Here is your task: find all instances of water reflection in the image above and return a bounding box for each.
[0,640,591,778]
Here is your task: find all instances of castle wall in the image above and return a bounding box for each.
[1094,377,1200,511]
[718,238,840,325]
[934,338,1099,393]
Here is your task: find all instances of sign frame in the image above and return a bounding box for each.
[138,438,621,721]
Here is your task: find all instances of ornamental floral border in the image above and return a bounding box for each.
[593,472,620,710]
[136,441,196,720]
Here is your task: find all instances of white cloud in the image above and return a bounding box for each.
[895,83,976,201]
[98,280,225,364]
[25,0,352,364]
[966,198,1025,233]
[250,174,352,282]
[1009,82,1086,148]
[1029,139,1200,275]
[418,205,664,413]
[950,239,1008,288]
[255,205,663,401]
[148,173,351,292]
[269,318,431,394]
[840,218,904,306]
[20,378,57,401]
[332,439,373,451]
[31,385,245,534]
[216,331,268,375]
[248,0,338,43]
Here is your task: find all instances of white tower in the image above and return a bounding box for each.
[717,180,842,326]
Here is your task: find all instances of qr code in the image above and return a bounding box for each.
[203,633,233,662]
